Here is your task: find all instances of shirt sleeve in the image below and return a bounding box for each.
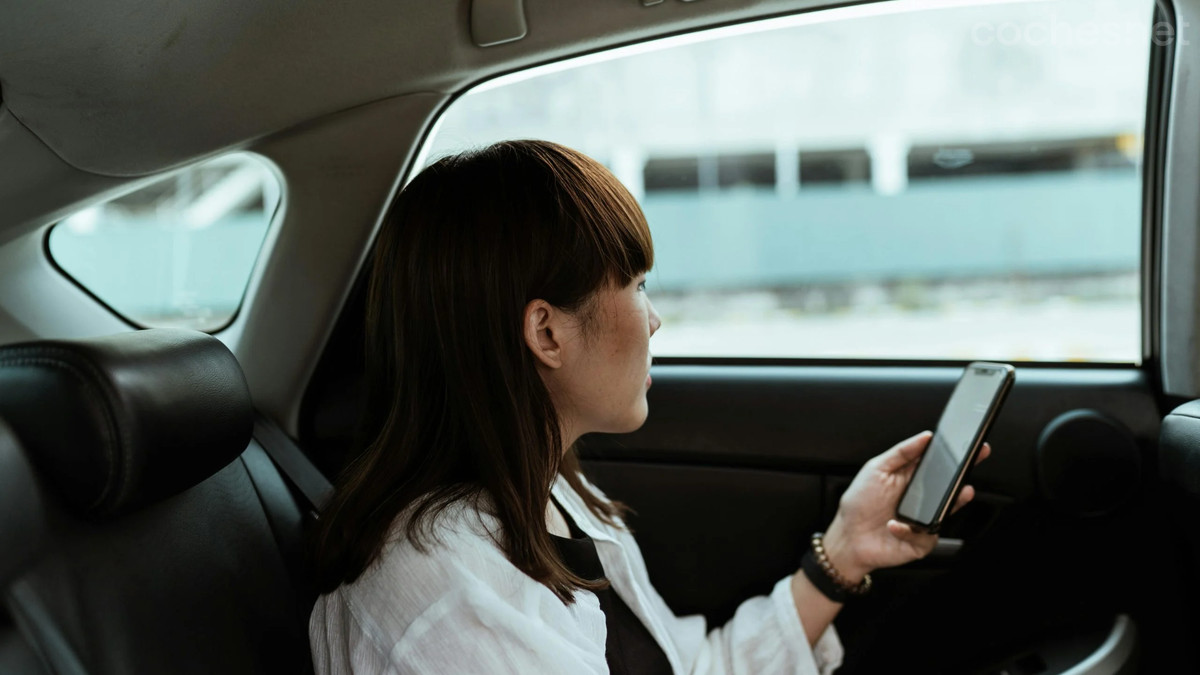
[393,586,611,675]
[315,581,611,675]
[658,574,844,675]
[310,590,399,675]
[567,473,846,675]
[600,504,844,673]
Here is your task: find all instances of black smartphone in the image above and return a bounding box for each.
[895,362,1015,534]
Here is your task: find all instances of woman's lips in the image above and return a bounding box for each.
[646,373,652,387]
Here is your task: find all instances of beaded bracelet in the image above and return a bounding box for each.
[800,532,872,603]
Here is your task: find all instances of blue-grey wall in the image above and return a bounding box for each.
[644,171,1139,291]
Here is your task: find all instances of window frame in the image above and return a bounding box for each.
[1140,0,1175,382]
[43,151,285,335]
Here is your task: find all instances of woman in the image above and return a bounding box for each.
[308,139,986,674]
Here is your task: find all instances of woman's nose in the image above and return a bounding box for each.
[648,299,662,336]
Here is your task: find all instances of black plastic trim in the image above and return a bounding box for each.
[40,225,139,330]
[1141,0,1175,395]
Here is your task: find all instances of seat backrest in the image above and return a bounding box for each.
[1160,399,1200,497]
[0,418,49,675]
[0,329,314,675]
[1158,399,1200,641]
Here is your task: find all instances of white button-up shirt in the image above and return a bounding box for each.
[309,471,844,674]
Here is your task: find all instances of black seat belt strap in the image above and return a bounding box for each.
[252,413,333,515]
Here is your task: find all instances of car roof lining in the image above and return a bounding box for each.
[0,0,847,178]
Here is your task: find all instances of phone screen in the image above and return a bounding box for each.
[897,364,1011,528]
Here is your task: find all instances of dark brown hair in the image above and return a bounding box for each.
[311,140,654,603]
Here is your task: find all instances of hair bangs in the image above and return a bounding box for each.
[541,144,655,288]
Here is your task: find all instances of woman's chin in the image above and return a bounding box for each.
[588,397,651,436]
[600,406,649,435]
[623,401,651,432]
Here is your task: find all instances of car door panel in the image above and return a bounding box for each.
[581,460,822,628]
[583,366,1159,476]
[578,363,1178,673]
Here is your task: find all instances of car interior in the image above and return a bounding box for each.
[2,0,1199,673]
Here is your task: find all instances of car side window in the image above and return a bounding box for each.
[48,153,281,332]
[421,0,1157,362]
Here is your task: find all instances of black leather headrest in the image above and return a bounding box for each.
[0,329,253,520]
[0,417,45,582]
[1161,399,1200,499]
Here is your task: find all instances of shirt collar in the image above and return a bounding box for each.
[550,473,619,545]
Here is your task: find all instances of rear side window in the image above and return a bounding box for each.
[48,153,281,332]
[421,0,1157,363]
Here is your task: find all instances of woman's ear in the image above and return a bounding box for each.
[523,299,564,368]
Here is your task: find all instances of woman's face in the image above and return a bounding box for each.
[533,273,662,443]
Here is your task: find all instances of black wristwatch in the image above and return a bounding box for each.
[800,532,872,603]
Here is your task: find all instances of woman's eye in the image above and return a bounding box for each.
[637,280,647,292]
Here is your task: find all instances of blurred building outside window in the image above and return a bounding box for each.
[423,0,1153,362]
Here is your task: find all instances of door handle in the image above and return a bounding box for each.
[929,537,963,559]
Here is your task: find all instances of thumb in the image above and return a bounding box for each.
[875,431,933,474]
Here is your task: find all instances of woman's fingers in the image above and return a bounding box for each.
[875,431,933,474]
[886,519,913,538]
[949,445,989,514]
[949,484,975,515]
[886,519,938,555]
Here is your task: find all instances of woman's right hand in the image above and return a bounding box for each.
[819,431,991,582]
